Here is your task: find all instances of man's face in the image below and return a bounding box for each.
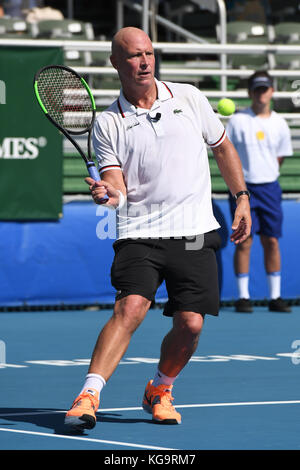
[111,31,155,89]
[249,86,274,106]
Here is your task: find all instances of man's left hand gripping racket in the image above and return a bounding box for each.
[33,64,108,200]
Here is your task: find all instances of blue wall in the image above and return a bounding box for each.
[214,199,300,301]
[0,198,299,307]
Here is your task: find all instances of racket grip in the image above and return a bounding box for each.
[87,162,109,201]
[87,162,100,181]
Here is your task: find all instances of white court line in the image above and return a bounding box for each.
[99,399,300,412]
[1,399,300,417]
[0,400,300,418]
[0,411,62,418]
[1,400,299,449]
[0,428,177,450]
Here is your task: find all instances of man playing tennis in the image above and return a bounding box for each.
[65,27,251,430]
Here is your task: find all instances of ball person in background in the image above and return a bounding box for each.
[64,27,251,430]
[226,71,293,313]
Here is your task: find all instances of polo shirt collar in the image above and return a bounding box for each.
[156,78,174,101]
[117,78,173,118]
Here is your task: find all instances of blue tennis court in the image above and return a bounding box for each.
[0,305,299,450]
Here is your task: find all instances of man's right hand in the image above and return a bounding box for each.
[230,196,252,244]
[85,177,122,207]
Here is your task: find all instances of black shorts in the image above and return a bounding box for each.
[111,231,222,317]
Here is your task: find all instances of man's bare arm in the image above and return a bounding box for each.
[212,136,252,244]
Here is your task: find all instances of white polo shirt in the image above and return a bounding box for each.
[226,108,293,184]
[93,79,226,239]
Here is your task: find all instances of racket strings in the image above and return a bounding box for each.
[37,68,93,132]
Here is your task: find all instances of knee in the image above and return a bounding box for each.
[260,235,278,250]
[174,311,204,338]
[113,295,150,333]
[237,236,252,252]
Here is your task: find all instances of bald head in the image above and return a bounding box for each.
[111,27,152,58]
[110,27,156,103]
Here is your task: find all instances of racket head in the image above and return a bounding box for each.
[34,65,96,135]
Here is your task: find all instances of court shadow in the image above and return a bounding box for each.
[0,407,152,436]
[98,413,151,425]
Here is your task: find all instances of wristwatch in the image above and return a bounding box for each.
[234,190,250,200]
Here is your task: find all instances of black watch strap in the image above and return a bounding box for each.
[234,190,250,200]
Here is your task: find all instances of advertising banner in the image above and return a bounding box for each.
[0,47,64,219]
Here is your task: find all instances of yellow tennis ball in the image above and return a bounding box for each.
[217,98,236,116]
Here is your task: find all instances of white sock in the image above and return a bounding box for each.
[152,368,177,387]
[267,272,281,299]
[80,373,106,396]
[236,273,250,299]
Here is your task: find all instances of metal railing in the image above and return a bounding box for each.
[2,37,300,117]
[5,36,300,55]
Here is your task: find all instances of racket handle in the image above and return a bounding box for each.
[87,162,109,201]
[87,162,100,181]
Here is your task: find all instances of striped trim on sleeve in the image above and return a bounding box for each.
[209,129,226,148]
[99,164,122,174]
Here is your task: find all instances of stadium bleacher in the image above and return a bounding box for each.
[0,16,31,37]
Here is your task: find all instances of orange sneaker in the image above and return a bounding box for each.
[142,380,181,424]
[64,388,99,430]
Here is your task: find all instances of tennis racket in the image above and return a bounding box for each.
[33,64,108,199]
